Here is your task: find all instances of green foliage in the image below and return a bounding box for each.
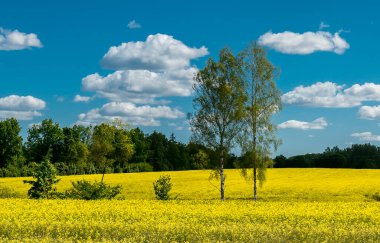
[124,162,153,173]
[61,126,90,171]
[65,180,122,200]
[190,150,210,169]
[191,47,247,200]
[23,159,60,199]
[90,120,134,182]
[26,119,64,163]
[0,186,21,198]
[372,192,380,201]
[238,43,281,200]
[0,118,24,168]
[153,175,172,200]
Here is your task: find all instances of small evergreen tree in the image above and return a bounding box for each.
[23,159,60,199]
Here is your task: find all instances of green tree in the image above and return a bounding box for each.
[90,121,134,182]
[26,119,64,163]
[238,43,281,201]
[191,47,247,200]
[23,159,60,199]
[167,134,182,170]
[148,131,170,171]
[61,126,90,174]
[190,149,210,169]
[112,120,135,172]
[129,128,149,163]
[0,118,23,168]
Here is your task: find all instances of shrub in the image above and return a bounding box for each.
[372,192,380,201]
[153,175,172,200]
[23,159,60,199]
[124,162,153,173]
[65,180,122,200]
[0,186,22,198]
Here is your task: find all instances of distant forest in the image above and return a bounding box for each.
[0,118,379,177]
[274,144,380,169]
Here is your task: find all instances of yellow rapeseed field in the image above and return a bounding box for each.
[0,168,379,242]
[1,168,379,201]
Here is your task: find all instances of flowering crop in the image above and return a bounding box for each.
[1,168,379,201]
[0,199,379,242]
[0,168,379,241]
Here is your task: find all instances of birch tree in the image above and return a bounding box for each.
[191,47,246,200]
[238,43,281,201]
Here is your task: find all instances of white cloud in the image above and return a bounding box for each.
[344,83,380,101]
[77,102,184,126]
[278,117,328,130]
[74,95,92,103]
[0,95,45,120]
[127,20,141,29]
[351,132,380,142]
[81,33,207,126]
[0,28,42,51]
[358,105,380,120]
[0,111,42,120]
[82,68,196,103]
[101,33,208,70]
[319,21,330,30]
[0,95,45,110]
[282,82,380,108]
[258,30,349,55]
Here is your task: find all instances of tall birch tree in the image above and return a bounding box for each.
[191,47,246,200]
[238,43,282,201]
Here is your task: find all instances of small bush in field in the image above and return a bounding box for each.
[23,159,60,199]
[372,192,380,201]
[0,186,21,198]
[153,175,172,200]
[65,180,122,200]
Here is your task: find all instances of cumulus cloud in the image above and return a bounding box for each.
[82,68,196,103]
[127,20,141,29]
[282,82,380,108]
[278,117,328,130]
[258,30,349,55]
[77,102,184,126]
[81,33,207,125]
[0,95,45,120]
[74,95,92,103]
[101,33,208,70]
[0,28,42,51]
[0,95,45,110]
[351,132,380,142]
[358,105,380,119]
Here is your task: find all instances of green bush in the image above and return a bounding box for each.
[372,192,380,201]
[23,160,60,199]
[65,180,122,200]
[124,162,153,173]
[153,175,172,200]
[0,186,22,198]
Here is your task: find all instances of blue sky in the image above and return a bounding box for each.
[1,0,380,156]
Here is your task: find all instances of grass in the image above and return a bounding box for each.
[0,168,379,201]
[0,168,379,242]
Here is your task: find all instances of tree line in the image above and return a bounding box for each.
[0,117,239,178]
[274,144,380,169]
